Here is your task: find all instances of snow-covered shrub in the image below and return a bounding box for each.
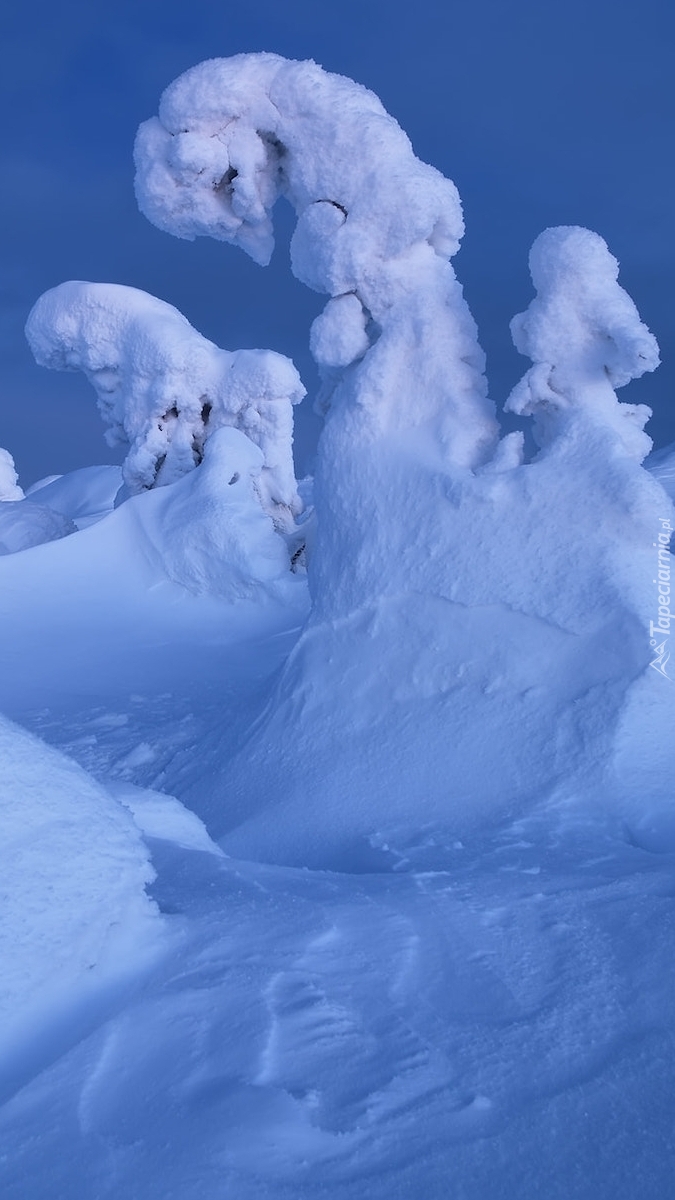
[25,281,305,527]
[506,226,659,461]
[0,447,23,501]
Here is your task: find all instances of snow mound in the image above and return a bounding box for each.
[24,464,124,529]
[129,426,302,601]
[107,780,225,857]
[0,448,23,501]
[0,714,161,1061]
[25,281,305,527]
[0,498,75,555]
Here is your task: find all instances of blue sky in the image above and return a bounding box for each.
[1,0,673,482]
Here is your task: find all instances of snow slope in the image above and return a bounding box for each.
[0,469,674,1199]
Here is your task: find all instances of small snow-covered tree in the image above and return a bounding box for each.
[0,447,23,501]
[506,226,659,461]
[25,281,305,528]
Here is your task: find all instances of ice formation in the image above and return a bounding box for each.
[506,226,659,461]
[25,281,305,526]
[0,448,23,501]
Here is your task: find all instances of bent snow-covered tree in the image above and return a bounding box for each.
[25,281,305,527]
[134,53,498,453]
[506,226,659,462]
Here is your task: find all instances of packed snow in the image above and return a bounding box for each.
[1,52,674,1200]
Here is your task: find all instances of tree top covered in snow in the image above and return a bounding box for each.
[135,53,497,468]
[134,52,463,272]
[507,227,659,460]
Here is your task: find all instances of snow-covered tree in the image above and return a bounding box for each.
[134,54,497,453]
[506,226,659,461]
[134,53,500,614]
[0,447,23,501]
[25,281,305,528]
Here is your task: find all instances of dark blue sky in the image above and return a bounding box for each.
[1,0,673,483]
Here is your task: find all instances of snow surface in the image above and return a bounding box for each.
[2,51,675,1200]
[1,471,675,1198]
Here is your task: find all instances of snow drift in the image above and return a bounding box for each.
[0,714,161,1074]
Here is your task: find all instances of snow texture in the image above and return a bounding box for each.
[0,498,75,555]
[0,714,160,1068]
[506,226,659,460]
[25,281,305,526]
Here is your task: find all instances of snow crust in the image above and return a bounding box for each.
[26,281,305,525]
